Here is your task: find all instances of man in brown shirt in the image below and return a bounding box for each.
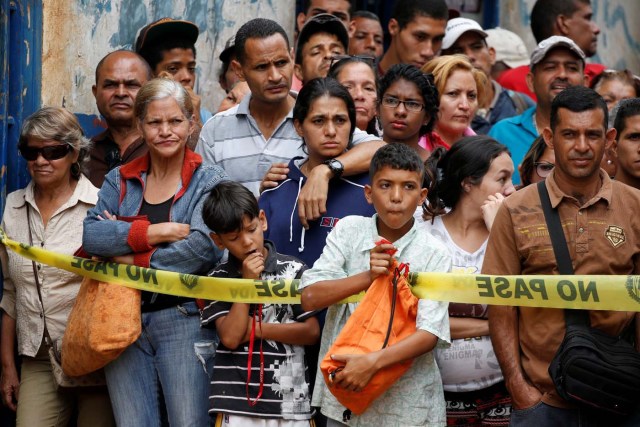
[483,85,640,426]
[88,50,151,188]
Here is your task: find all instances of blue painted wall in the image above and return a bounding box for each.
[0,0,42,212]
[41,0,295,140]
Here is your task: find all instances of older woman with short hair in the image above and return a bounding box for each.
[0,107,114,426]
[82,78,228,427]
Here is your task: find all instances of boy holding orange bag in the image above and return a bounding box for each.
[300,144,452,426]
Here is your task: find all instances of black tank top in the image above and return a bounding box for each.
[138,197,192,312]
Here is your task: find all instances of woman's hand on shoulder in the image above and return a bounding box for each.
[147,223,190,245]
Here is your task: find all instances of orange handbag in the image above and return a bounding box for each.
[62,276,141,376]
[320,258,418,415]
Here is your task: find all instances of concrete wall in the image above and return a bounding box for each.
[498,0,640,74]
[41,0,296,116]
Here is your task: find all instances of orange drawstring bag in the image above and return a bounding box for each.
[319,243,418,416]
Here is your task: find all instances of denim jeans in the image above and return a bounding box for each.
[511,401,640,427]
[105,302,217,427]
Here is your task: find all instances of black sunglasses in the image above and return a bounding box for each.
[19,144,72,161]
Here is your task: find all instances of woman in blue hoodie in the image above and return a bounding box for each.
[259,77,375,268]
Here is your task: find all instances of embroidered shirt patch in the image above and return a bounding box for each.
[604,225,626,248]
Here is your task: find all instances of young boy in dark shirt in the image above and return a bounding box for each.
[200,181,319,426]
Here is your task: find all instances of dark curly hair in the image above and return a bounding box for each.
[378,63,439,136]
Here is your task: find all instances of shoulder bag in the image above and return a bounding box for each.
[538,181,640,415]
[26,206,106,389]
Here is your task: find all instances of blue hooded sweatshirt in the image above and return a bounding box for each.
[259,157,376,267]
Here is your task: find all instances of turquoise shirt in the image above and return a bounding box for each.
[489,106,538,185]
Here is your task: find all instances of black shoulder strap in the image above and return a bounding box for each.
[537,181,589,326]
[537,181,573,274]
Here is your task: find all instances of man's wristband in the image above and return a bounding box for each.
[323,158,344,179]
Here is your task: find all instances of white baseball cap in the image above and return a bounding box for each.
[485,27,529,68]
[530,36,586,69]
[442,18,487,51]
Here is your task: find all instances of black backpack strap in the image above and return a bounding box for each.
[537,181,589,326]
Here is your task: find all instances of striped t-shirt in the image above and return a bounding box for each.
[196,92,379,197]
[201,242,315,420]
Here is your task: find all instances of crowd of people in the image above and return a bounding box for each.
[1,0,640,426]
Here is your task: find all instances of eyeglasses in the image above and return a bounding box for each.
[329,54,376,70]
[19,144,72,161]
[534,161,555,178]
[381,96,425,112]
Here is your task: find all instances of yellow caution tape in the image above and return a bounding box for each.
[2,229,640,311]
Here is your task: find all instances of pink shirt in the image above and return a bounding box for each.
[418,127,475,152]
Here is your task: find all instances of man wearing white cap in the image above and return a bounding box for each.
[442,18,535,135]
[485,27,530,81]
[489,36,587,184]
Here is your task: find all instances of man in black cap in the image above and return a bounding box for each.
[294,13,349,85]
[135,17,213,137]
[218,35,241,93]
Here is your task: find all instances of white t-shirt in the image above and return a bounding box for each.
[421,215,504,392]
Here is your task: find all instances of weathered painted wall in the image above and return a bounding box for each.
[498,0,640,74]
[41,0,296,115]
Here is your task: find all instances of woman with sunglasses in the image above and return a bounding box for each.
[328,55,379,135]
[421,55,487,149]
[518,135,555,188]
[377,63,439,161]
[0,107,115,425]
[422,135,515,426]
[82,78,227,427]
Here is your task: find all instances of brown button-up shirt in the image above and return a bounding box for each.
[482,170,639,408]
[88,129,148,188]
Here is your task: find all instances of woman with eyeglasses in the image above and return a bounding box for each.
[377,63,439,161]
[421,55,487,149]
[0,107,115,425]
[328,55,379,135]
[518,135,555,188]
[422,135,515,426]
[82,78,227,427]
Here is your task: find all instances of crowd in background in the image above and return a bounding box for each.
[2,0,640,426]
